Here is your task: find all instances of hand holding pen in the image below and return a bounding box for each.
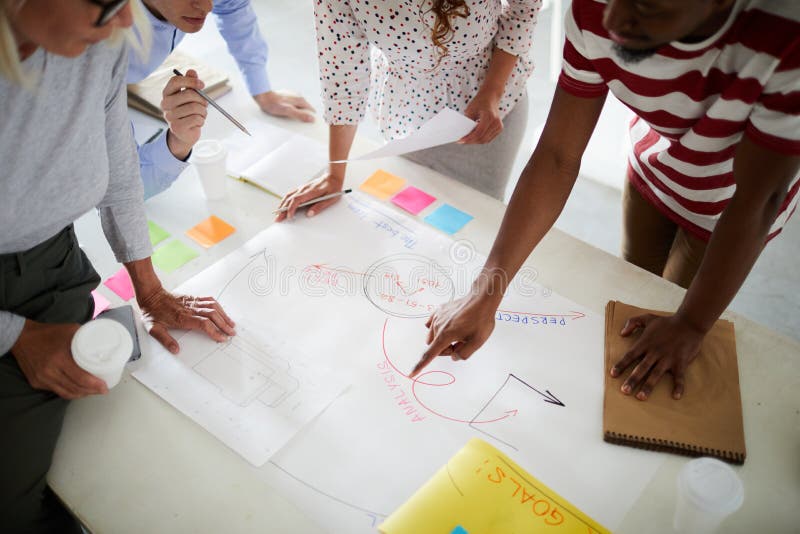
[172,68,251,136]
[162,69,207,161]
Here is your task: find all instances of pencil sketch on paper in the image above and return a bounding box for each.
[193,331,300,409]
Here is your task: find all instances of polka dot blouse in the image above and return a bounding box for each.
[314,0,540,139]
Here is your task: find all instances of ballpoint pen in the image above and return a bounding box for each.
[172,68,251,136]
[272,189,353,214]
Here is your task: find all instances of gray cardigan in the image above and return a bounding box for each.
[0,41,152,354]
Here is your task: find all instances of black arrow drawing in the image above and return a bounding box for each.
[510,373,566,407]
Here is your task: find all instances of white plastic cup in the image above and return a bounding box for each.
[192,139,228,200]
[673,457,744,534]
[71,318,133,389]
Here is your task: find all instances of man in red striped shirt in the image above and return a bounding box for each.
[414,0,799,401]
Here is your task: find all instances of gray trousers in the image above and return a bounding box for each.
[403,92,530,200]
[0,225,98,534]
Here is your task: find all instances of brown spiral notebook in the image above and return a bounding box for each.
[603,300,746,464]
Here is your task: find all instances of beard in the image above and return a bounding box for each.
[612,43,660,64]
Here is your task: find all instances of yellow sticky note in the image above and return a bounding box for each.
[379,438,609,534]
[359,170,406,200]
[186,215,236,248]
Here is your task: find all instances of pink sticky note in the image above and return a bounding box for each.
[391,186,437,215]
[104,267,135,301]
[91,290,111,319]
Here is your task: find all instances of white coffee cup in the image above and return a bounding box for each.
[192,139,228,200]
[673,457,744,534]
[71,318,133,389]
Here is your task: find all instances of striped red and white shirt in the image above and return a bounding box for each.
[559,0,800,241]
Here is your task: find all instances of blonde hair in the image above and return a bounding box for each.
[0,0,151,84]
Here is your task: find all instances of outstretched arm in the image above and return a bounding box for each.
[612,136,799,400]
[413,87,606,376]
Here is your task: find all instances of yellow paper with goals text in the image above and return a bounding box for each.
[379,438,609,534]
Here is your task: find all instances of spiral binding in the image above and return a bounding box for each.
[604,431,745,465]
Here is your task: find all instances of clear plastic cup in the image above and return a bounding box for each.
[674,457,744,534]
[71,318,133,389]
[192,139,228,200]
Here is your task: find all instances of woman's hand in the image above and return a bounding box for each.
[611,313,706,400]
[459,89,504,145]
[275,173,344,222]
[411,293,501,377]
[138,288,236,354]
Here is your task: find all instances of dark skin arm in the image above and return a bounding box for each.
[612,135,799,400]
[412,87,607,376]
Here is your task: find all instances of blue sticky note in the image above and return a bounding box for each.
[451,526,468,534]
[424,204,473,235]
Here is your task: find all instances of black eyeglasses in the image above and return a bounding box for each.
[87,0,130,27]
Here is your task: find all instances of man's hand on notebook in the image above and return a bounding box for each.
[610,313,705,401]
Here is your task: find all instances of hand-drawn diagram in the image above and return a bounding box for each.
[134,193,663,533]
[194,331,300,408]
[380,318,564,428]
[363,254,456,318]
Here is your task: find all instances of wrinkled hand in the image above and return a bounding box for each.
[275,173,343,222]
[10,321,108,399]
[611,313,706,401]
[139,287,236,354]
[254,90,316,123]
[161,69,207,160]
[458,90,503,145]
[411,295,498,377]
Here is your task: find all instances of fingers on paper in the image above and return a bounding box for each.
[148,323,179,354]
[306,196,340,217]
[282,103,316,124]
[184,314,229,343]
[458,112,502,145]
[195,305,237,336]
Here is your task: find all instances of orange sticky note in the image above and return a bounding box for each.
[186,215,236,248]
[359,170,406,200]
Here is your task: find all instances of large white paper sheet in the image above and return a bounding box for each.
[333,108,476,162]
[134,192,665,532]
[133,295,350,467]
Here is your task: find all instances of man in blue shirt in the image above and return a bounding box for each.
[130,0,316,199]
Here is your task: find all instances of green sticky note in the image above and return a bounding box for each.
[151,240,199,273]
[148,220,170,247]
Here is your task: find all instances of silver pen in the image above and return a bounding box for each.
[172,69,251,136]
[273,189,353,214]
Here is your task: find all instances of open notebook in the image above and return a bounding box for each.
[127,51,231,120]
[223,122,328,199]
[603,301,746,464]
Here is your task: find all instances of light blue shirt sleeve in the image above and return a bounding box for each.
[213,0,271,96]
[136,127,190,199]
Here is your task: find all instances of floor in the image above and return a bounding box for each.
[234,1,799,341]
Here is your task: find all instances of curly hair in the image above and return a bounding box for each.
[425,0,470,67]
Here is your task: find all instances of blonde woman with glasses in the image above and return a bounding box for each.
[0,2,235,531]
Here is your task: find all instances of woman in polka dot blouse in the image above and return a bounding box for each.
[276,0,540,220]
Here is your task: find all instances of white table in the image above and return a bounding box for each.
[49,27,799,534]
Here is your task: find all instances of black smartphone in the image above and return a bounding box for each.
[96,305,141,362]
